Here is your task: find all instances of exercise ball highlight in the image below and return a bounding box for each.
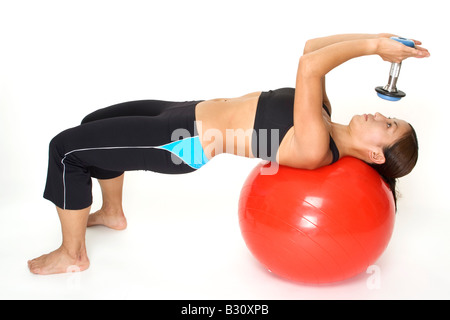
[238,157,395,284]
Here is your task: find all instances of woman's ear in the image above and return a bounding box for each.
[368,148,386,164]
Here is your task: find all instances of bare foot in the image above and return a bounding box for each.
[87,207,127,230]
[28,245,90,275]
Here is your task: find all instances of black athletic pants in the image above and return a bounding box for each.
[43,99,204,210]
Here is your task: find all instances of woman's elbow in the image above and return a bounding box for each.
[297,54,317,79]
[303,39,315,55]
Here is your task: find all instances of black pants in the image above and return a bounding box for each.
[43,99,205,210]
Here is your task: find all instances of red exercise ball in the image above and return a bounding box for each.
[238,157,395,284]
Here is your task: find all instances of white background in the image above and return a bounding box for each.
[1,0,449,299]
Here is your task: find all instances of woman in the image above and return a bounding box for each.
[28,33,429,275]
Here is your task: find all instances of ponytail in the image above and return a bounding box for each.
[369,124,418,212]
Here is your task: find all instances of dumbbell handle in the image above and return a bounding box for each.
[383,62,402,93]
[383,37,415,93]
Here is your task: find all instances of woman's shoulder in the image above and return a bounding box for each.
[278,127,334,170]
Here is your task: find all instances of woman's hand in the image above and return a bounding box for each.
[377,33,423,46]
[376,36,429,63]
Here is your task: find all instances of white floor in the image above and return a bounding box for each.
[1,156,449,300]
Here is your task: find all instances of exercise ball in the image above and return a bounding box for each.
[238,157,395,284]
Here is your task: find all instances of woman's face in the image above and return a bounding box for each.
[350,112,411,150]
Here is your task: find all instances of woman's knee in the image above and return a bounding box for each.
[81,112,96,124]
[48,127,76,157]
[48,131,67,158]
[81,106,113,124]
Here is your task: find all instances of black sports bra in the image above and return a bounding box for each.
[252,87,340,163]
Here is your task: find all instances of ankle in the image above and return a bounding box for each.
[101,202,123,214]
[60,242,87,260]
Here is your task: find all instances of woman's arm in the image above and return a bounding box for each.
[302,36,426,77]
[303,33,390,54]
[299,38,377,80]
[302,34,386,114]
[291,36,426,168]
[292,39,377,164]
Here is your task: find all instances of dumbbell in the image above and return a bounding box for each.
[375,37,415,101]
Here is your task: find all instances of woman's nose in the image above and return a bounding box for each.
[375,112,386,120]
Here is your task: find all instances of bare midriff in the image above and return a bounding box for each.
[195,91,262,159]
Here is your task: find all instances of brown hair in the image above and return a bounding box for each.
[369,124,419,210]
